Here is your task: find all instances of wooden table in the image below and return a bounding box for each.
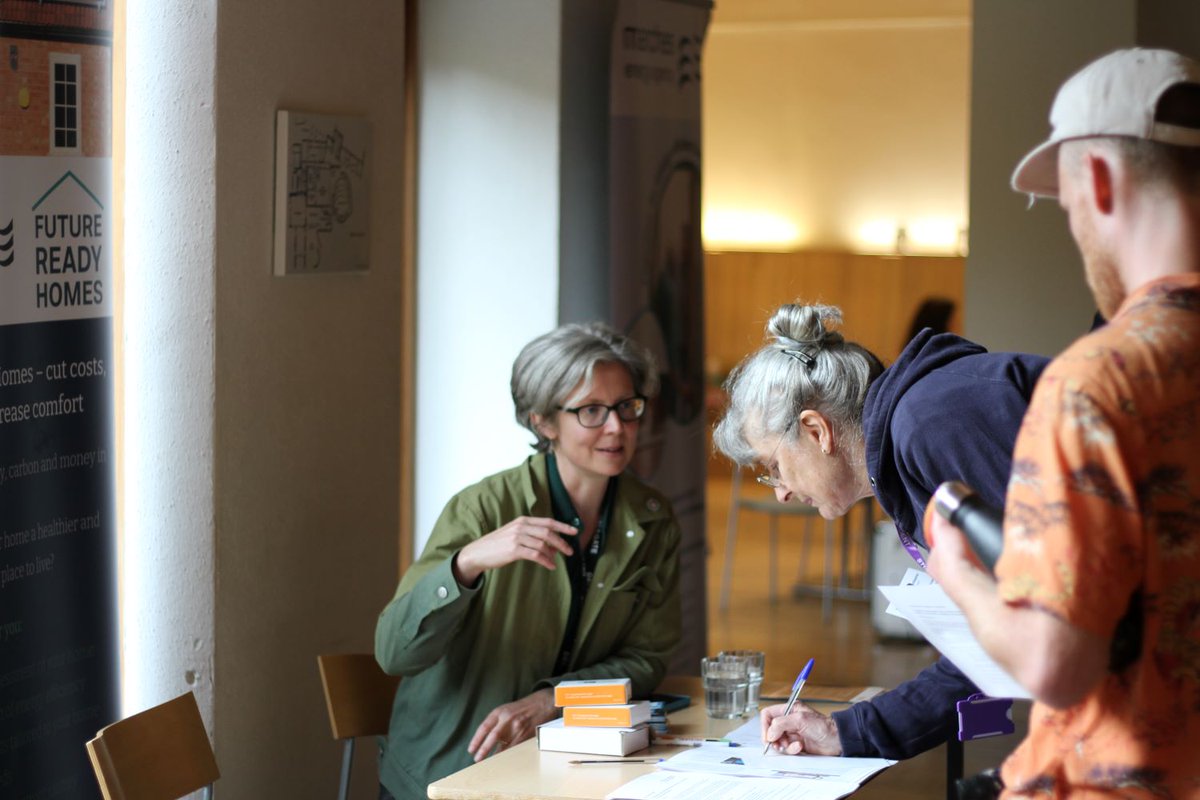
[427,679,883,800]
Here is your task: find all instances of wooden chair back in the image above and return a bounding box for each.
[317,653,400,740]
[86,691,219,800]
[318,653,401,800]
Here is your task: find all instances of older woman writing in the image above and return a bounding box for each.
[374,322,682,800]
[714,302,1046,760]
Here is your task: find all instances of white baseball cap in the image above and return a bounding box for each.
[1012,48,1200,198]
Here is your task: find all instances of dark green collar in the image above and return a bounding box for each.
[545,450,617,540]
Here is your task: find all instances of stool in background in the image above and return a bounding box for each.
[870,520,926,641]
[720,468,873,620]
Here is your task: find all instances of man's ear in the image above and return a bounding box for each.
[1088,152,1115,215]
[797,409,834,455]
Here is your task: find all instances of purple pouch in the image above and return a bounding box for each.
[956,693,1014,741]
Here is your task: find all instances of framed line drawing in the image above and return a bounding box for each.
[273,110,371,275]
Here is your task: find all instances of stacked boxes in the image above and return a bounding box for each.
[537,678,651,756]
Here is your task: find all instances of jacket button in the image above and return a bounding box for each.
[436,586,448,599]
[597,582,605,589]
[646,498,661,512]
[626,530,636,538]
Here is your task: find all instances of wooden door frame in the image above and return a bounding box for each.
[399,0,418,575]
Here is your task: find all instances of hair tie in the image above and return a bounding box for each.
[782,348,816,369]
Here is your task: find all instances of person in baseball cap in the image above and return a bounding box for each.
[1011,47,1200,198]
[926,48,1200,799]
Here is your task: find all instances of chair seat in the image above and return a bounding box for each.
[735,496,823,516]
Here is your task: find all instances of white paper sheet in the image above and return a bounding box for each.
[658,719,893,784]
[658,744,893,783]
[884,567,935,619]
[605,771,858,800]
[877,584,1032,699]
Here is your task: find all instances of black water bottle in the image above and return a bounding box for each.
[933,481,1004,573]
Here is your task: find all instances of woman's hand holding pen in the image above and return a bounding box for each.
[760,703,842,756]
[453,516,579,585]
[467,688,557,762]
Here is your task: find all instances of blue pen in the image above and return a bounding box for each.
[763,657,815,755]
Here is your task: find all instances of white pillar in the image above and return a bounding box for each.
[122,0,218,725]
[415,0,563,551]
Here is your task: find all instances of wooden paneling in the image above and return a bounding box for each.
[704,251,965,379]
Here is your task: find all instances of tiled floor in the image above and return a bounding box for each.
[704,473,1028,800]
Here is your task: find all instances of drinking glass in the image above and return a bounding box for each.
[719,650,765,714]
[701,656,749,719]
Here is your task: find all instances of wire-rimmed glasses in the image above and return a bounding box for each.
[755,422,794,488]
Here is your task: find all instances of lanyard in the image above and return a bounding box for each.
[897,527,927,569]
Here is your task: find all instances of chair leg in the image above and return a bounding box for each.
[798,515,812,583]
[863,500,876,591]
[338,738,356,800]
[839,507,852,589]
[946,736,964,800]
[822,517,834,623]
[768,512,779,604]
[720,469,743,611]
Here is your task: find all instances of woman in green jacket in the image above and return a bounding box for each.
[375,322,683,800]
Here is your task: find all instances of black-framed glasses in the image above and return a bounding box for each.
[755,422,794,489]
[558,396,647,428]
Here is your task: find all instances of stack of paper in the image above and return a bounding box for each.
[607,771,872,800]
[605,718,894,800]
[878,572,1031,700]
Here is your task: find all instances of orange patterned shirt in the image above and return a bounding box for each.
[996,274,1200,799]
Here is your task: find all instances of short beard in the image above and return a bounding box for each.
[1084,253,1126,320]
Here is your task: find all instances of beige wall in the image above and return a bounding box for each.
[703,9,970,252]
[212,1,403,797]
[965,0,1135,356]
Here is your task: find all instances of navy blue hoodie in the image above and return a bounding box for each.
[829,330,1047,759]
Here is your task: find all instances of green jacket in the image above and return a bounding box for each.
[374,454,682,800]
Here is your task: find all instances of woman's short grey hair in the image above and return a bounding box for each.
[512,321,659,452]
[713,303,884,466]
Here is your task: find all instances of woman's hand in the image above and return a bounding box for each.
[453,516,578,586]
[760,702,842,756]
[467,688,557,762]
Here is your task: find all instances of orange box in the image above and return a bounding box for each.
[563,701,651,728]
[553,678,632,707]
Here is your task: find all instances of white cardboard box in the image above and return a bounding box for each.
[536,719,650,756]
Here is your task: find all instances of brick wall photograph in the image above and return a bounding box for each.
[0,0,113,157]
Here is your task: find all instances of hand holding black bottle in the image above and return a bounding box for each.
[932,481,1004,574]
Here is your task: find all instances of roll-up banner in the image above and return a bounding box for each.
[609,0,711,673]
[0,4,118,798]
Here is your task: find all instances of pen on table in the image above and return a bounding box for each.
[653,734,738,747]
[568,758,665,765]
[763,657,815,755]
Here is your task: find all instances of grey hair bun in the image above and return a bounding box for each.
[767,303,846,351]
